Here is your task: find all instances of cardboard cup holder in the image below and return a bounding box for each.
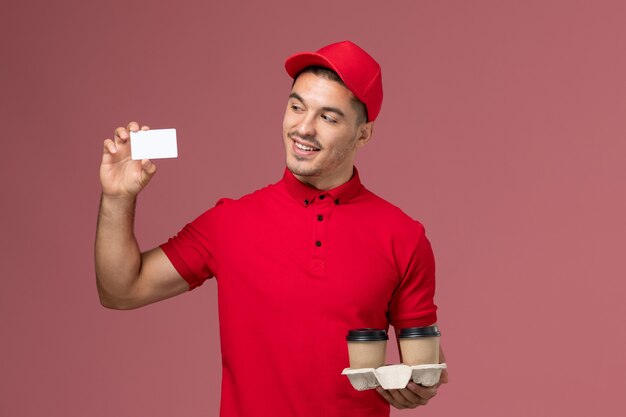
[341,363,447,391]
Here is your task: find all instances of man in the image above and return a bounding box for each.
[96,40,447,416]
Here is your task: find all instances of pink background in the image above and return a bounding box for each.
[2,1,625,416]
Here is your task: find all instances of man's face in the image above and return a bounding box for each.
[282,72,373,189]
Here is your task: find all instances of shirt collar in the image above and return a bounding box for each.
[282,167,364,207]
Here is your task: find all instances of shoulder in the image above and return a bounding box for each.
[216,180,284,209]
[351,187,432,270]
[181,182,281,237]
[196,180,286,223]
[356,187,426,234]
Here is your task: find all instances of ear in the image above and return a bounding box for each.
[356,122,374,148]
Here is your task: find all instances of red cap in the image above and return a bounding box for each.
[285,40,383,122]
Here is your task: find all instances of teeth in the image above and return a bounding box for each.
[295,142,317,151]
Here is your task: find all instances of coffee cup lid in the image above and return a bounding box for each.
[398,326,441,338]
[346,328,388,342]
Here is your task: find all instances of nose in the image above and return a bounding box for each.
[296,113,316,138]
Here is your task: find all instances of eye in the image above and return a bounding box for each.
[321,114,338,124]
[290,102,304,112]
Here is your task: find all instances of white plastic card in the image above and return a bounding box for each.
[130,128,178,160]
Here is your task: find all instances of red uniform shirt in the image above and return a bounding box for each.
[160,167,437,417]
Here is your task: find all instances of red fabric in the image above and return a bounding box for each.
[160,167,437,417]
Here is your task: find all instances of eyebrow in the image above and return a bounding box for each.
[289,92,345,118]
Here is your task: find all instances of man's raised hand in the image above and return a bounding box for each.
[100,121,156,198]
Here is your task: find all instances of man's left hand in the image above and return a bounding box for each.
[376,367,448,409]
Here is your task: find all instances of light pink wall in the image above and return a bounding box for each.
[2,1,625,416]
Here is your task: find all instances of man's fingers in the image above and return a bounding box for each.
[376,387,405,409]
[407,382,437,401]
[114,126,129,144]
[115,121,145,146]
[103,138,117,155]
[140,158,157,187]
[141,159,157,176]
[388,389,416,409]
[396,386,423,407]
[376,387,420,409]
[127,121,140,132]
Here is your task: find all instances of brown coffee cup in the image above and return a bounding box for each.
[398,326,441,365]
[346,329,388,369]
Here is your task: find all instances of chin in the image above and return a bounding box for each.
[286,159,319,177]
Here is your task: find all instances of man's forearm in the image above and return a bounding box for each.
[95,193,142,307]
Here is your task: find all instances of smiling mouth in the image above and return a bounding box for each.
[294,140,320,152]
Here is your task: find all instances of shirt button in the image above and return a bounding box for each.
[317,215,323,221]
[334,199,340,205]
[315,241,322,247]
[304,199,309,206]
[319,194,326,200]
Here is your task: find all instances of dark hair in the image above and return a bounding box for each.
[293,66,368,124]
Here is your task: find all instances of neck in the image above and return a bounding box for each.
[293,167,354,191]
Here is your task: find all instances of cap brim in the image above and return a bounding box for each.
[285,52,342,79]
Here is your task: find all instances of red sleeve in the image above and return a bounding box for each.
[388,222,438,329]
[160,199,230,290]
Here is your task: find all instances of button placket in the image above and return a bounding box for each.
[310,195,333,275]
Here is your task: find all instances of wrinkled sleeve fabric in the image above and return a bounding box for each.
[160,199,230,290]
[388,221,438,329]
